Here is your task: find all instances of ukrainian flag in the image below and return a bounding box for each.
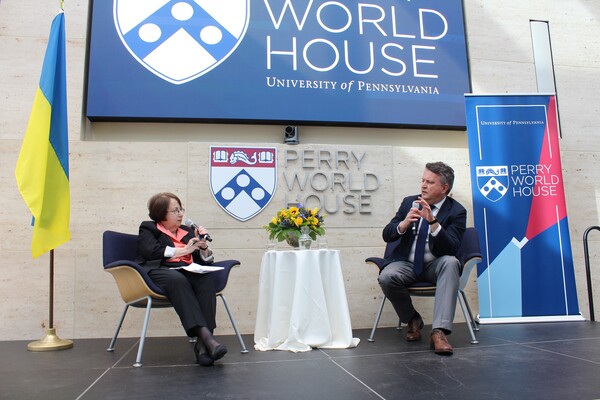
[15,12,70,258]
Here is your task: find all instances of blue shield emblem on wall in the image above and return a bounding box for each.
[210,146,277,221]
[476,165,509,202]
[113,0,249,84]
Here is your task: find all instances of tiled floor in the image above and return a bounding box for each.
[2,322,600,399]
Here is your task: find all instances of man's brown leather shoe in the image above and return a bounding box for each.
[429,329,453,355]
[405,313,424,341]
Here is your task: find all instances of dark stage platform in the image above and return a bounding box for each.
[2,322,599,399]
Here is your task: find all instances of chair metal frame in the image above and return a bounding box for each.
[365,227,482,344]
[103,230,248,367]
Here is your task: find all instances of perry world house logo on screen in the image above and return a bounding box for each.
[476,165,509,202]
[113,0,250,84]
[210,147,277,222]
[88,0,470,126]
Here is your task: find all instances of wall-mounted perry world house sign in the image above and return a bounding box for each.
[209,146,277,222]
[86,0,471,128]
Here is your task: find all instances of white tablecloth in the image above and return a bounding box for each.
[254,249,360,352]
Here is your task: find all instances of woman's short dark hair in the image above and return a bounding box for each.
[426,162,455,193]
[147,192,182,222]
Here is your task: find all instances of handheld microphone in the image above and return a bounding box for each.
[411,201,422,235]
[184,219,213,242]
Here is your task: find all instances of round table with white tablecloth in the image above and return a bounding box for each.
[254,249,360,352]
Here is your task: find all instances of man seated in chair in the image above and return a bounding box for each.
[379,162,466,355]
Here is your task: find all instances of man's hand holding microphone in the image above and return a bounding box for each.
[398,198,435,235]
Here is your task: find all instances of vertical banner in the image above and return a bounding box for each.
[465,94,582,323]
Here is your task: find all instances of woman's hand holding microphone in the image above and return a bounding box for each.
[176,237,206,257]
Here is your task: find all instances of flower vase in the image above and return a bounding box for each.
[298,226,312,250]
[286,233,299,249]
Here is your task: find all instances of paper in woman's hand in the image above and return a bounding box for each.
[170,263,224,274]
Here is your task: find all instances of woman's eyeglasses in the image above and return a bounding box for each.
[168,207,185,215]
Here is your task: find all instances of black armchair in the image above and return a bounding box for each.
[365,227,482,344]
[102,230,248,367]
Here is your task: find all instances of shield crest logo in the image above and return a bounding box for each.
[210,146,277,221]
[476,165,509,202]
[113,0,249,85]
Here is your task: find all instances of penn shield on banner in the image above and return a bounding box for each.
[465,94,583,323]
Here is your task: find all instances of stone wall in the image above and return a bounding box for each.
[1,0,599,340]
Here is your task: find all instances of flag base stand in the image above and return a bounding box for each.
[27,328,73,351]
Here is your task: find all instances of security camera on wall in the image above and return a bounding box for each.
[284,126,299,145]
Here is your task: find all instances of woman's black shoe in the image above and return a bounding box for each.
[197,353,214,366]
[194,341,214,366]
[198,326,228,361]
[208,343,228,361]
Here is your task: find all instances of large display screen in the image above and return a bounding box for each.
[86,0,471,128]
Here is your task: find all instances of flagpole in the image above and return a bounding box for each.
[18,3,73,351]
[27,250,73,351]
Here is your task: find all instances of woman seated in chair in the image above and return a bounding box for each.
[137,192,227,366]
